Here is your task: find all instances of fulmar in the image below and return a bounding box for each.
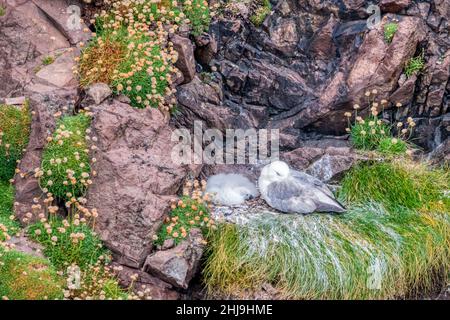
[206,173,259,206]
[258,161,346,214]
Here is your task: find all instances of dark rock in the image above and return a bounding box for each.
[6,232,45,258]
[308,14,338,59]
[390,74,417,106]
[194,33,218,66]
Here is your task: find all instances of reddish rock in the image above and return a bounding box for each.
[87,99,202,268]
[144,229,205,289]
[112,263,180,300]
[171,34,196,84]
[282,144,357,182]
[13,100,55,225]
[380,0,412,13]
[390,74,417,106]
[309,14,338,59]
[85,82,112,105]
[268,18,299,55]
[35,48,78,88]
[32,0,92,45]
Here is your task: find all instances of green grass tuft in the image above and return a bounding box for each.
[204,203,450,299]
[384,22,398,44]
[39,113,91,201]
[0,249,64,300]
[42,56,55,66]
[203,160,450,299]
[339,160,449,211]
[0,103,31,181]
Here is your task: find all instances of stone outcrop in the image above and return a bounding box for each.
[144,229,205,289]
[2,0,85,224]
[175,0,449,154]
[87,99,202,268]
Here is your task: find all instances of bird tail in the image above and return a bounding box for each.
[316,192,347,214]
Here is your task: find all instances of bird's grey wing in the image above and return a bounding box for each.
[266,180,316,214]
[291,170,334,198]
[291,170,345,213]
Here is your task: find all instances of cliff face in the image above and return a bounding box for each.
[176,0,449,153]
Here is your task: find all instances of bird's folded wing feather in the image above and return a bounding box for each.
[266,179,317,213]
[290,170,334,198]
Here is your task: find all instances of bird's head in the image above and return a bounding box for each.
[261,161,290,183]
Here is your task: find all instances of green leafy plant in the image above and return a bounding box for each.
[182,0,211,35]
[42,56,55,66]
[404,51,425,78]
[0,249,64,300]
[0,5,6,17]
[384,22,398,43]
[349,114,391,150]
[39,113,92,201]
[64,261,129,300]
[28,217,108,270]
[155,196,212,246]
[0,102,31,181]
[250,0,271,27]
[155,180,214,246]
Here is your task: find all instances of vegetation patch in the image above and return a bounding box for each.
[0,249,64,300]
[65,261,129,300]
[28,217,108,271]
[384,22,398,43]
[42,56,55,66]
[38,113,92,201]
[339,160,449,212]
[0,182,19,242]
[204,159,450,299]
[405,51,425,78]
[155,180,215,246]
[0,5,5,17]
[79,0,214,110]
[250,0,272,27]
[0,102,31,181]
[346,91,415,155]
[183,0,211,35]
